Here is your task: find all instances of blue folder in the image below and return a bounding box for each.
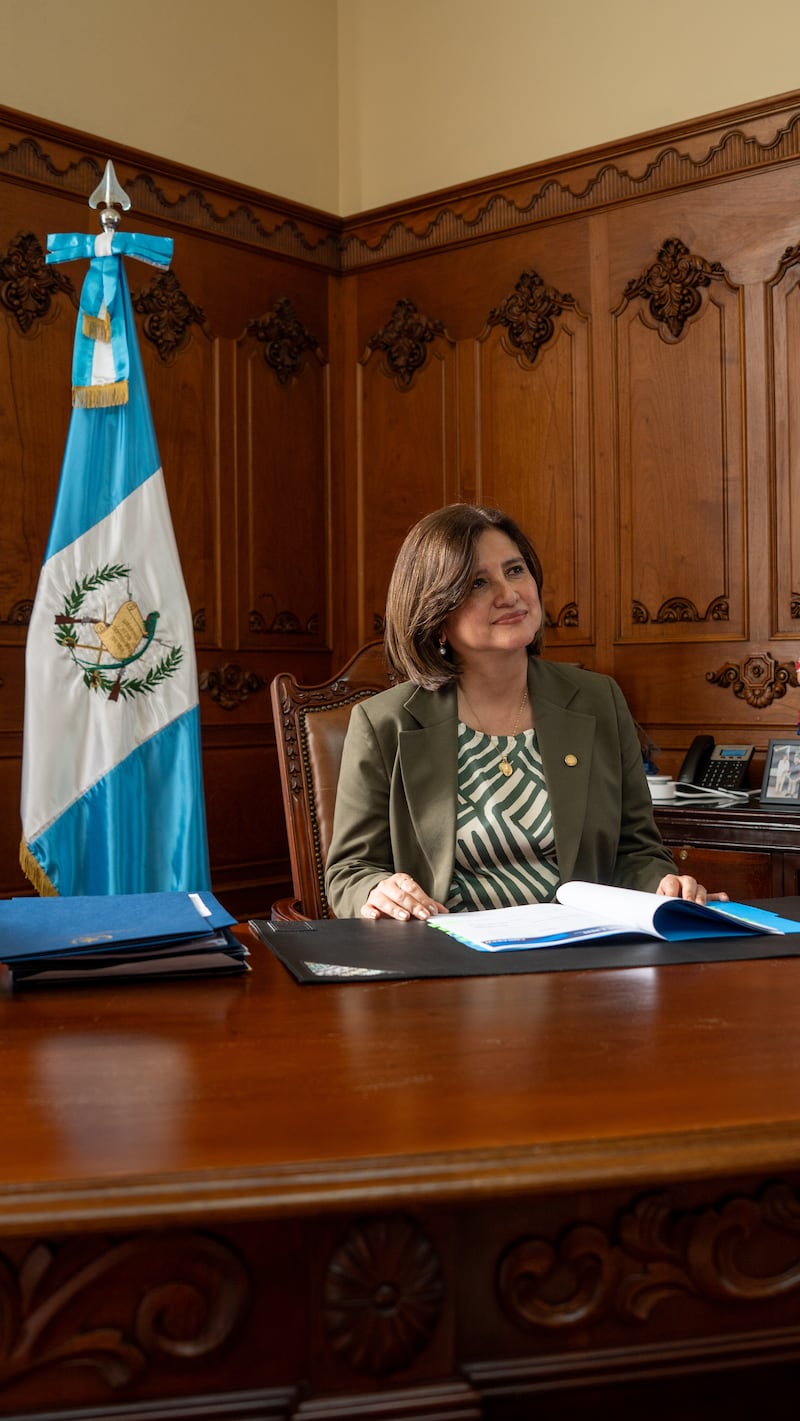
[0,891,235,964]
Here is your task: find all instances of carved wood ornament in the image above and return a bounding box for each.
[624,237,726,338]
[246,297,323,384]
[7,101,800,271]
[545,603,579,629]
[274,679,397,802]
[0,231,74,334]
[365,298,448,389]
[0,1230,249,1396]
[1,599,33,627]
[199,663,267,709]
[498,1181,800,1333]
[487,269,577,365]
[706,652,798,708]
[131,269,210,362]
[633,595,729,624]
[249,601,320,636]
[323,1214,444,1376]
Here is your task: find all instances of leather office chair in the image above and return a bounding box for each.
[270,641,394,920]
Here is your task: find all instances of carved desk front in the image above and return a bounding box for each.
[1,924,800,1420]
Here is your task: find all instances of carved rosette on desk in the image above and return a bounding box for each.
[323,1214,444,1375]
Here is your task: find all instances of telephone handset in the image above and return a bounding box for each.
[677,735,754,792]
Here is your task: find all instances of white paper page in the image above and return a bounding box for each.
[556,881,794,937]
[428,901,624,951]
[556,881,662,931]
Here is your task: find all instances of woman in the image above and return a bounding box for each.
[325,504,711,920]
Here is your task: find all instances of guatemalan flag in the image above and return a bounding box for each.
[20,226,211,895]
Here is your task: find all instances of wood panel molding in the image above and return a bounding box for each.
[8,92,800,274]
[623,236,726,339]
[486,269,577,366]
[199,664,268,710]
[246,298,325,386]
[0,230,75,333]
[340,91,800,269]
[363,298,451,389]
[0,107,341,270]
[633,595,730,624]
[131,269,212,363]
[706,653,798,707]
[614,236,745,644]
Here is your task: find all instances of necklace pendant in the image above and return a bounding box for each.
[499,756,513,777]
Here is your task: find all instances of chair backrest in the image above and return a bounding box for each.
[270,641,394,919]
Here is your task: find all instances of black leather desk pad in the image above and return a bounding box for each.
[251,898,800,984]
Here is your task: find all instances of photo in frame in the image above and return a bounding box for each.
[760,739,800,807]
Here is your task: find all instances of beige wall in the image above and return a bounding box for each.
[3,0,800,213]
[0,0,340,210]
[338,0,800,211]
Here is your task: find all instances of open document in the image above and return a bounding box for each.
[427,880,800,952]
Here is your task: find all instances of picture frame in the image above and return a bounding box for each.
[760,739,800,808]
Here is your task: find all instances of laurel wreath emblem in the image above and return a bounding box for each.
[54,563,182,698]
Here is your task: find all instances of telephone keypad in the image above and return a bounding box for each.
[702,760,747,790]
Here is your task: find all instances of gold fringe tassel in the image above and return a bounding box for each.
[82,310,111,342]
[72,379,129,409]
[19,839,58,897]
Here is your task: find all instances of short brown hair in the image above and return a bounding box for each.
[384,504,544,689]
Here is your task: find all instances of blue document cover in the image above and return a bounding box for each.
[427,882,800,952]
[0,891,235,964]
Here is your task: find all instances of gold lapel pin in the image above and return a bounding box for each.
[564,753,578,766]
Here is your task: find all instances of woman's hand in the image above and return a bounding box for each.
[361,873,447,921]
[656,874,729,903]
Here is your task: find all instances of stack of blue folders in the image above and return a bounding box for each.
[0,890,247,987]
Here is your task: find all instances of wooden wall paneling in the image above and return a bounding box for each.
[355,299,460,643]
[768,243,800,642]
[0,229,74,632]
[132,266,221,647]
[201,725,292,918]
[327,272,361,668]
[9,98,800,907]
[613,239,746,645]
[475,269,594,650]
[601,174,800,763]
[235,297,330,652]
[0,222,80,896]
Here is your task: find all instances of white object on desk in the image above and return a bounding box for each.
[648,775,676,802]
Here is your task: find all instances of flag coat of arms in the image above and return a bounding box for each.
[20,226,211,895]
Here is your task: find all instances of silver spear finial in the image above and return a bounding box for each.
[88,159,131,232]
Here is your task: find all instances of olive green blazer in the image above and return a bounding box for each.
[325,658,675,918]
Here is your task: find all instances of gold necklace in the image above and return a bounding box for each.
[459,684,529,777]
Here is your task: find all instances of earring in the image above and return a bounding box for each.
[438,638,447,657]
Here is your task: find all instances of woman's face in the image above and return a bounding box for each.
[442,528,542,667]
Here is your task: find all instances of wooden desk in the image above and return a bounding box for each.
[1,928,800,1420]
[655,800,800,898]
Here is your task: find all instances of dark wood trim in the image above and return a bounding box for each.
[7,89,800,273]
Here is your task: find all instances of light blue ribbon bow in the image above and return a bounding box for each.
[47,231,173,402]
